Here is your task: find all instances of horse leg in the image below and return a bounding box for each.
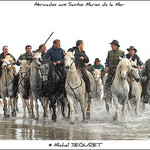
[113,95,119,121]
[32,93,39,120]
[12,97,16,117]
[7,97,13,117]
[127,99,133,117]
[67,95,75,124]
[2,94,7,117]
[45,97,48,118]
[51,97,57,122]
[79,96,87,122]
[135,94,141,116]
[30,96,35,118]
[20,94,27,117]
[122,96,128,117]
[41,97,47,118]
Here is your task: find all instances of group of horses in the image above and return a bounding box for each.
[0,52,149,124]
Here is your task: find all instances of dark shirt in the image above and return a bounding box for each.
[68,47,89,68]
[126,53,143,66]
[44,45,64,66]
[16,52,33,66]
[142,59,150,79]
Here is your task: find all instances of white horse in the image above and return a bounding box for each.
[92,69,104,106]
[18,60,32,118]
[128,60,142,116]
[30,52,42,119]
[64,51,94,124]
[0,55,14,117]
[111,57,132,120]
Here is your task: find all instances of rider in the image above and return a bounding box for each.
[44,39,65,78]
[142,59,150,103]
[33,44,47,59]
[126,46,144,69]
[126,46,144,100]
[104,40,126,111]
[0,45,17,77]
[16,45,34,99]
[68,40,92,99]
[91,58,105,80]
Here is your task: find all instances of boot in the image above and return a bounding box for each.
[86,82,93,99]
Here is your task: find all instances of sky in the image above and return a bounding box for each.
[0,1,150,67]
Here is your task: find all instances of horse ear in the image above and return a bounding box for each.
[134,59,137,65]
[19,60,21,65]
[64,50,67,55]
[73,50,75,56]
[119,56,123,61]
[99,68,102,72]
[129,57,132,62]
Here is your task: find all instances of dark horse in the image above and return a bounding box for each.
[40,59,66,121]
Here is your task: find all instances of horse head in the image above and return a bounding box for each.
[39,59,50,83]
[117,57,131,81]
[93,68,102,82]
[19,60,29,78]
[32,52,42,67]
[2,55,13,70]
[130,60,141,82]
[64,51,75,71]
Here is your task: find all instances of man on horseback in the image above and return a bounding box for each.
[126,46,144,100]
[91,58,105,80]
[0,45,17,77]
[142,59,150,103]
[16,45,34,99]
[104,40,126,112]
[44,39,65,78]
[126,46,144,69]
[68,40,92,99]
[33,44,47,59]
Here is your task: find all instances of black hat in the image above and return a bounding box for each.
[127,46,137,53]
[110,40,120,47]
[95,58,101,62]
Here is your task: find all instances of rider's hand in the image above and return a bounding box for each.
[53,62,57,66]
[140,65,144,69]
[79,57,84,60]
[105,67,109,73]
[28,65,31,69]
[1,59,4,62]
[57,61,61,64]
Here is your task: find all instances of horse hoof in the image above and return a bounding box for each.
[86,112,90,120]
[31,115,35,118]
[70,122,75,125]
[35,117,39,120]
[52,114,57,122]
[113,114,118,121]
[5,115,10,118]
[82,119,88,123]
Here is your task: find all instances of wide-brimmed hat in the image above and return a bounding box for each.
[109,40,120,47]
[127,46,137,53]
[95,58,101,62]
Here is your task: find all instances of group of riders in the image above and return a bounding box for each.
[0,39,149,109]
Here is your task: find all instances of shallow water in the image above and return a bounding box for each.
[0,98,150,140]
